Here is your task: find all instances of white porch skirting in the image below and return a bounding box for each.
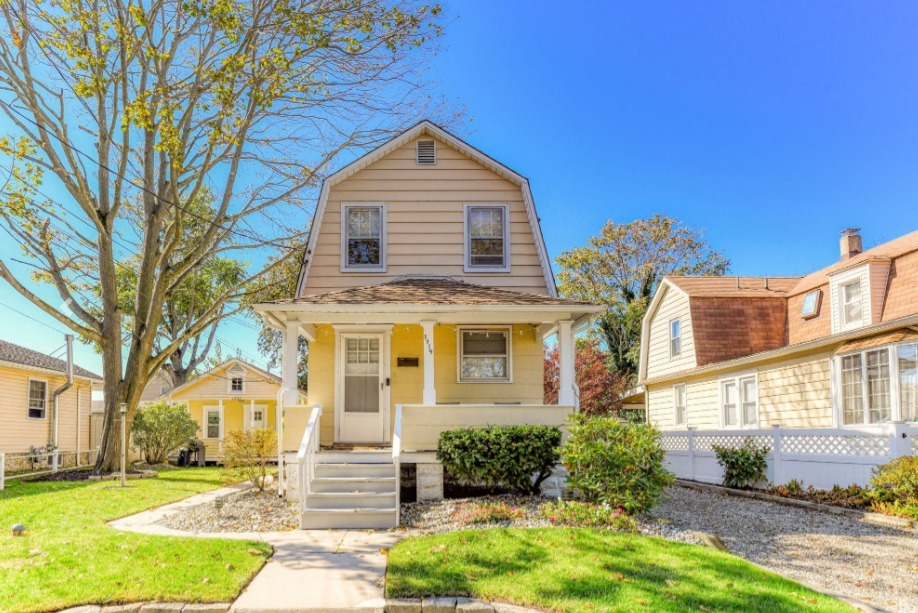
[661,423,918,489]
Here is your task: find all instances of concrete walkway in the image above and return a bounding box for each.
[110,485,402,612]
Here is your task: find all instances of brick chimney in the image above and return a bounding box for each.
[839,228,862,262]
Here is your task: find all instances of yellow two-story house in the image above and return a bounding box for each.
[255,121,601,528]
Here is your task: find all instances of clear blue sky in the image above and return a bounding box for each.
[2,0,918,375]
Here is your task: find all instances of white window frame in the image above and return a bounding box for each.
[801,289,821,319]
[227,370,246,394]
[669,318,682,359]
[204,405,224,440]
[829,264,870,333]
[832,341,918,427]
[719,372,759,429]
[457,325,513,384]
[463,203,511,273]
[27,377,48,420]
[673,383,687,426]
[341,203,387,272]
[840,279,864,330]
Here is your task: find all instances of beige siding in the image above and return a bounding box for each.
[169,363,281,402]
[758,350,833,428]
[647,350,835,431]
[303,137,549,295]
[646,286,696,379]
[0,364,93,453]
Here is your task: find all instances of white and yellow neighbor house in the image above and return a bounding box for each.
[254,121,601,528]
[159,359,291,462]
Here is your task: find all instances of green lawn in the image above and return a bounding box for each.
[0,468,271,613]
[386,528,851,612]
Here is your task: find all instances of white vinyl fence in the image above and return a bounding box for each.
[661,423,918,490]
[0,449,100,490]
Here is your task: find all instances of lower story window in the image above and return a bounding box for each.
[721,375,757,427]
[206,409,221,439]
[28,379,47,419]
[673,383,686,425]
[459,327,510,382]
[899,343,918,421]
[840,348,893,425]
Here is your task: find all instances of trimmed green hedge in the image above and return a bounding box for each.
[436,425,562,494]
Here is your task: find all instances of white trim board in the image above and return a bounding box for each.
[294,120,558,297]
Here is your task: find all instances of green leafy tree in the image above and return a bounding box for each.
[556,214,729,375]
[0,0,448,471]
[131,401,199,465]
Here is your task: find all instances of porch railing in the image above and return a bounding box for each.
[395,403,574,452]
[295,405,323,512]
[392,405,403,525]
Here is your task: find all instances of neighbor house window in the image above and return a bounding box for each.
[721,375,757,427]
[840,280,863,329]
[459,327,511,382]
[899,343,918,421]
[673,383,686,425]
[28,379,47,419]
[839,348,892,425]
[670,319,681,358]
[227,367,245,393]
[465,204,509,271]
[343,204,385,269]
[231,377,244,392]
[801,289,821,319]
[205,408,221,439]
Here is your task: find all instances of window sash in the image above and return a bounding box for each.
[670,319,681,357]
[899,343,918,421]
[28,380,47,418]
[344,206,383,267]
[673,384,686,425]
[841,280,863,327]
[230,377,244,392]
[206,410,221,439]
[467,206,506,268]
[721,376,757,427]
[459,328,510,381]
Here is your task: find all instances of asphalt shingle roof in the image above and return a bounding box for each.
[271,277,595,307]
[0,339,102,380]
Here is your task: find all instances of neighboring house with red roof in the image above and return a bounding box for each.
[638,228,918,431]
[0,339,102,455]
[254,121,601,528]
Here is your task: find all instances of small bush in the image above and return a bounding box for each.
[437,425,561,494]
[222,429,277,491]
[538,500,638,532]
[869,456,918,520]
[712,440,768,489]
[769,481,869,509]
[560,415,673,514]
[451,501,524,524]
[131,401,199,464]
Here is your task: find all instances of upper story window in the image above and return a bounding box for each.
[227,367,245,393]
[465,204,510,272]
[342,204,386,270]
[840,280,863,329]
[459,327,511,382]
[28,379,47,419]
[670,319,681,358]
[673,383,687,425]
[721,374,757,428]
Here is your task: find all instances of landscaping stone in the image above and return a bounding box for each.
[156,486,297,533]
[139,604,184,613]
[490,603,539,613]
[181,605,230,613]
[100,605,143,613]
[455,599,494,613]
[421,597,457,613]
[386,598,423,613]
[58,607,101,613]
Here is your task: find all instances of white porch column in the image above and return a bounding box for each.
[421,320,437,405]
[557,320,577,409]
[282,319,300,406]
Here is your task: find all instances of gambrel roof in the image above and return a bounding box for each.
[294,120,558,297]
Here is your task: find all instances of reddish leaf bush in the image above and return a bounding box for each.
[544,339,633,417]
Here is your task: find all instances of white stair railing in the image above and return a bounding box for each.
[392,404,403,525]
[296,405,323,515]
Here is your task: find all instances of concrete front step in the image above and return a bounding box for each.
[301,507,398,529]
[314,462,396,479]
[316,450,393,464]
[305,491,397,510]
[310,476,397,493]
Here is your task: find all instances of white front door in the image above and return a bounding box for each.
[338,333,387,443]
[250,404,267,429]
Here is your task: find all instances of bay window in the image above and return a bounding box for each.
[837,342,918,425]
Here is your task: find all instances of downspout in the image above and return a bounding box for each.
[51,334,74,472]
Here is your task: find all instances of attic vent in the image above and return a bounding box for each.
[416,139,436,165]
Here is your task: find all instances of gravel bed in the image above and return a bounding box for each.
[157,487,298,533]
[651,485,918,612]
[399,494,704,546]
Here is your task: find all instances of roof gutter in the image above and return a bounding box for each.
[50,334,74,470]
[642,312,918,386]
